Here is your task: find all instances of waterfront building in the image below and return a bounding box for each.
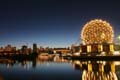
[53,48,71,54]
[21,45,29,54]
[80,19,114,55]
[80,43,114,55]
[33,43,37,53]
[3,45,16,55]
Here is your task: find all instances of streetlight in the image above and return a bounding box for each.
[118,36,120,39]
[118,35,120,44]
[117,35,120,51]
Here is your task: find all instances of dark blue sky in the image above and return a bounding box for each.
[0,0,120,48]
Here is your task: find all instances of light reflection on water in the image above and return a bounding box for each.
[72,60,120,80]
[0,57,119,80]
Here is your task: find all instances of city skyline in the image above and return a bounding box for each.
[0,0,120,47]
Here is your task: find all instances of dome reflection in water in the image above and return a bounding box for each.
[72,60,119,80]
[0,57,119,80]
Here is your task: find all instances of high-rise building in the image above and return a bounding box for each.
[21,45,28,54]
[33,43,37,53]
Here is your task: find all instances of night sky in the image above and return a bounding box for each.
[0,0,120,48]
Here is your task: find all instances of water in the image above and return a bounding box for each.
[0,57,120,80]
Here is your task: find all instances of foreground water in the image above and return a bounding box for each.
[0,57,120,80]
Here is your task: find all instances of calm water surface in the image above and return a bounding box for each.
[0,57,120,80]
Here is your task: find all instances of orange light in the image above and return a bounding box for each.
[81,19,114,44]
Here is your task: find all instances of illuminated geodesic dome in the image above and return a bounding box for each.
[81,19,114,44]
